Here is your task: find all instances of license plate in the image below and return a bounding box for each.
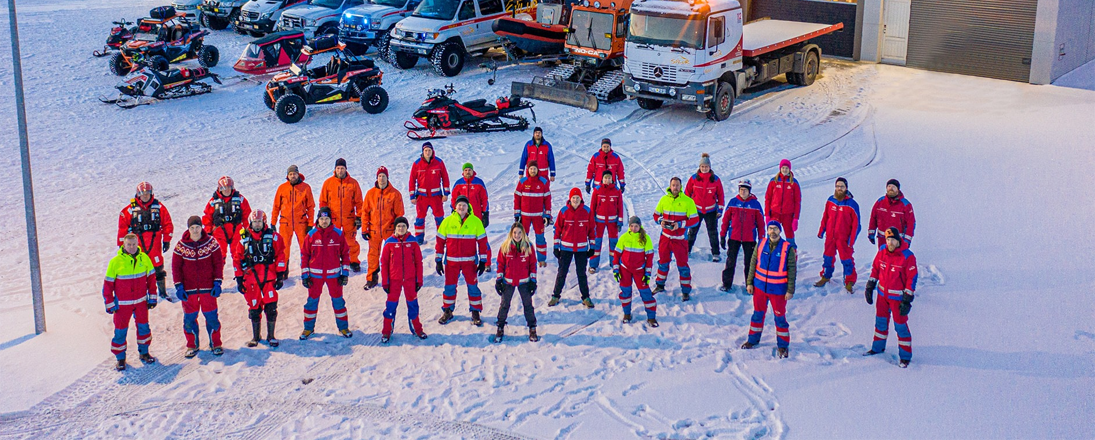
[416,49,428,55]
[648,86,667,94]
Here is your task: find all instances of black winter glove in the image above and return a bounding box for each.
[163,241,171,252]
[338,275,348,286]
[302,277,313,288]
[553,247,561,259]
[585,183,591,194]
[868,233,876,245]
[277,271,288,281]
[354,217,362,229]
[274,279,284,290]
[482,211,490,228]
[415,282,422,292]
[236,276,247,294]
[528,281,537,294]
[899,292,914,316]
[363,232,371,241]
[435,258,444,275]
[477,261,486,276]
[383,286,390,294]
[544,215,554,227]
[864,279,876,305]
[514,213,521,223]
[720,237,727,249]
[495,278,506,295]
[586,249,595,259]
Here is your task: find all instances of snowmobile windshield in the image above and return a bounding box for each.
[242,43,262,59]
[311,0,343,8]
[371,0,405,7]
[413,0,458,20]
[628,13,704,49]
[566,10,612,50]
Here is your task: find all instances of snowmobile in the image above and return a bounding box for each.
[93,18,138,57]
[109,7,219,76]
[233,30,311,75]
[263,37,388,124]
[404,85,536,140]
[99,64,221,108]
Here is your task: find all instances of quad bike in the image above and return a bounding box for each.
[263,37,388,123]
[109,7,219,76]
[404,85,536,140]
[93,18,137,57]
[99,64,222,108]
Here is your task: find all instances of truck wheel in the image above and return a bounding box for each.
[359,85,389,114]
[431,42,465,77]
[376,30,393,60]
[199,45,220,68]
[110,52,131,76]
[636,97,662,110]
[800,50,819,86]
[199,13,211,29]
[150,55,169,72]
[208,16,228,30]
[275,94,306,123]
[707,81,734,122]
[228,10,242,33]
[391,51,418,69]
[249,31,265,38]
[317,24,338,38]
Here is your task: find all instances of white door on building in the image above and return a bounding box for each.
[881,0,911,65]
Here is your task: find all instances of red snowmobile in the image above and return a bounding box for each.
[233,30,311,75]
[404,85,536,140]
[93,18,138,57]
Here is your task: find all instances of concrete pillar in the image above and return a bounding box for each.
[859,0,884,62]
[1030,0,1060,84]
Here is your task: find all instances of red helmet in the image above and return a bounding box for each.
[249,210,267,225]
[136,181,153,195]
[218,176,234,190]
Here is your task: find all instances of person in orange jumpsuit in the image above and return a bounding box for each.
[271,164,314,259]
[320,158,364,272]
[361,166,405,289]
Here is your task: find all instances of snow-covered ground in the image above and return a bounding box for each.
[1,0,1094,438]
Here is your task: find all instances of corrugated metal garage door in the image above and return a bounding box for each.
[906,0,1037,82]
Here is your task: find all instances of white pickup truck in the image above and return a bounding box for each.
[387,0,533,76]
[622,0,842,120]
[337,0,422,58]
[236,0,309,36]
[278,0,365,39]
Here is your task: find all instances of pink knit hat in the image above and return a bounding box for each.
[779,159,791,169]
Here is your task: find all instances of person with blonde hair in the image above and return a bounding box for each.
[493,222,539,343]
[613,217,657,326]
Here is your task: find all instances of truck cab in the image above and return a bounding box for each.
[237,0,309,36]
[338,0,422,57]
[198,0,251,30]
[388,0,533,76]
[278,0,366,39]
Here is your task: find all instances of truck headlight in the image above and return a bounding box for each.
[624,85,634,93]
[259,12,270,20]
[369,20,383,30]
[682,94,697,102]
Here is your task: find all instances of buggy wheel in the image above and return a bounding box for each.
[150,55,169,72]
[636,97,662,110]
[263,90,278,110]
[391,51,417,69]
[109,52,131,76]
[430,41,465,77]
[275,94,306,123]
[199,45,220,68]
[706,81,734,121]
[359,85,388,114]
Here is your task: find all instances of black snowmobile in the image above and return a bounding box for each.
[100,64,221,108]
[404,85,535,140]
[93,18,138,57]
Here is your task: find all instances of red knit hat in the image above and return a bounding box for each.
[377,166,388,178]
[568,187,583,201]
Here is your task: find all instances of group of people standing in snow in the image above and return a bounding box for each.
[102,127,921,370]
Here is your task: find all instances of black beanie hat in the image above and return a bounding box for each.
[454,195,470,207]
[533,126,543,134]
[317,207,332,219]
[394,216,409,228]
[836,177,848,187]
[887,179,901,190]
[187,216,202,228]
[335,158,347,168]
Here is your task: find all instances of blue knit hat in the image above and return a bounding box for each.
[766,220,783,231]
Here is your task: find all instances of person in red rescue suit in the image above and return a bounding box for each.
[379,216,428,342]
[319,158,364,272]
[451,162,491,270]
[202,176,252,260]
[585,138,626,194]
[863,227,918,368]
[231,210,287,348]
[588,170,624,273]
[549,188,597,308]
[172,216,226,358]
[743,221,798,359]
[492,222,539,343]
[765,159,802,247]
[612,216,658,327]
[868,179,916,249]
[362,166,405,290]
[816,177,862,292]
[652,177,700,300]
[518,126,556,182]
[271,164,314,260]
[435,195,490,327]
[719,179,766,292]
[300,207,353,340]
[514,161,553,264]
[103,233,159,370]
[685,153,726,261]
[118,181,173,299]
[408,142,451,245]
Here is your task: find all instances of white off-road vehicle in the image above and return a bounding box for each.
[338,0,422,58]
[387,0,532,76]
[172,0,204,19]
[237,0,309,37]
[198,0,249,30]
[278,0,365,39]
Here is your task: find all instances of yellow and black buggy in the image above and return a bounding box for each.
[263,37,388,124]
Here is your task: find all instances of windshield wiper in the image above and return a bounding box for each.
[635,42,655,50]
[585,18,597,51]
[671,46,691,54]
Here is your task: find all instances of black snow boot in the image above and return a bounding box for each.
[647,318,659,328]
[777,347,789,359]
[438,309,454,325]
[267,320,279,347]
[247,319,261,347]
[528,327,539,342]
[471,311,483,327]
[492,326,504,343]
[740,341,756,349]
[350,262,361,272]
[863,349,883,356]
[621,314,632,324]
[899,359,910,368]
[116,359,127,371]
[682,292,691,301]
[365,278,379,290]
[139,353,157,364]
